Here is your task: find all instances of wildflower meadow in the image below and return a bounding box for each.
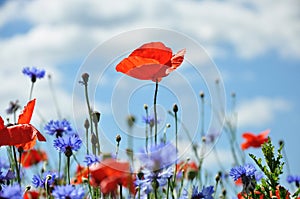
[0,38,299,199]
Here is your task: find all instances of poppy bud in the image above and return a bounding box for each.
[215,174,220,182]
[91,133,98,145]
[231,92,236,98]
[144,104,148,110]
[199,91,205,98]
[116,134,121,143]
[92,111,101,124]
[222,188,227,196]
[81,73,89,84]
[84,119,89,129]
[279,140,284,146]
[25,185,31,192]
[127,115,135,128]
[173,104,178,113]
[202,136,206,143]
[166,123,171,128]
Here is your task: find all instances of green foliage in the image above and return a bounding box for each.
[249,137,284,194]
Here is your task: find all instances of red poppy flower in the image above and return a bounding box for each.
[116,42,186,82]
[20,149,48,168]
[0,99,46,150]
[176,161,198,180]
[24,191,40,199]
[241,129,269,150]
[89,158,135,195]
[72,165,89,184]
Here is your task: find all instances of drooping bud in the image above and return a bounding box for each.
[116,134,121,143]
[84,119,90,129]
[127,115,135,128]
[199,91,205,98]
[92,111,101,124]
[144,104,148,110]
[81,73,89,85]
[173,104,178,113]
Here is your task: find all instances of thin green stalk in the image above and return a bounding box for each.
[145,106,149,152]
[67,156,70,184]
[84,83,93,136]
[153,80,158,146]
[173,107,178,187]
[94,122,101,155]
[58,152,61,180]
[167,178,170,199]
[12,146,21,185]
[119,184,123,199]
[29,82,34,100]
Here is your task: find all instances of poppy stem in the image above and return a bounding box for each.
[153,80,158,146]
[172,108,178,187]
[12,146,21,185]
[83,81,94,138]
[145,105,149,153]
[29,82,35,100]
[119,184,123,199]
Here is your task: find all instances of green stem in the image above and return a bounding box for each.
[86,127,89,155]
[167,178,170,199]
[173,110,178,187]
[94,122,101,155]
[12,146,21,185]
[29,82,35,100]
[145,107,149,152]
[58,152,61,180]
[67,156,70,184]
[153,80,158,146]
[119,184,123,199]
[84,83,93,136]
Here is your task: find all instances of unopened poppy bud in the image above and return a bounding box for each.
[91,133,98,145]
[231,92,236,98]
[82,177,89,184]
[215,174,220,182]
[84,119,89,129]
[173,104,178,113]
[25,185,31,192]
[222,188,227,196]
[127,115,135,128]
[137,170,144,180]
[199,91,204,98]
[81,73,89,84]
[116,134,121,143]
[92,111,101,124]
[166,123,171,128]
[144,104,148,110]
[202,136,206,143]
[279,140,284,146]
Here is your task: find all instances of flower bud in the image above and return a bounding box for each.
[116,134,121,143]
[92,111,101,124]
[81,73,89,84]
[84,119,90,129]
[199,91,204,98]
[173,104,178,113]
[127,115,135,128]
[144,104,148,110]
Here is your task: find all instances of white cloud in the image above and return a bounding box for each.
[236,97,292,128]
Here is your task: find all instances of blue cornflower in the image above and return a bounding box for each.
[135,167,173,195]
[0,158,10,170]
[53,134,82,156]
[22,66,45,83]
[229,164,256,181]
[139,142,177,171]
[44,119,73,137]
[32,171,57,188]
[5,100,20,115]
[0,184,22,199]
[84,154,100,166]
[180,186,214,199]
[142,115,160,127]
[287,175,300,184]
[52,185,85,199]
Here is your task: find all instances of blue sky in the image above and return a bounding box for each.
[0,0,299,193]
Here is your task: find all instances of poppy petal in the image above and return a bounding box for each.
[0,116,4,130]
[258,129,270,138]
[168,48,186,72]
[129,42,172,65]
[116,56,160,74]
[18,99,36,124]
[242,132,256,140]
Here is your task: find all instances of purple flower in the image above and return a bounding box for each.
[139,142,177,171]
[84,154,100,166]
[52,185,85,199]
[5,100,20,115]
[44,119,73,137]
[142,115,160,127]
[135,167,173,195]
[287,175,300,184]
[53,134,82,156]
[0,184,22,199]
[180,186,214,199]
[22,66,45,83]
[229,164,256,181]
[32,171,57,188]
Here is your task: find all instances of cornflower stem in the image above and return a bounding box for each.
[166,178,170,199]
[48,75,62,119]
[67,156,71,184]
[58,152,61,181]
[145,108,149,153]
[153,80,158,146]
[119,184,123,199]
[84,83,93,136]
[29,82,34,100]
[178,172,185,197]
[12,146,21,185]
[173,110,178,186]
[214,179,219,199]
[94,122,101,155]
